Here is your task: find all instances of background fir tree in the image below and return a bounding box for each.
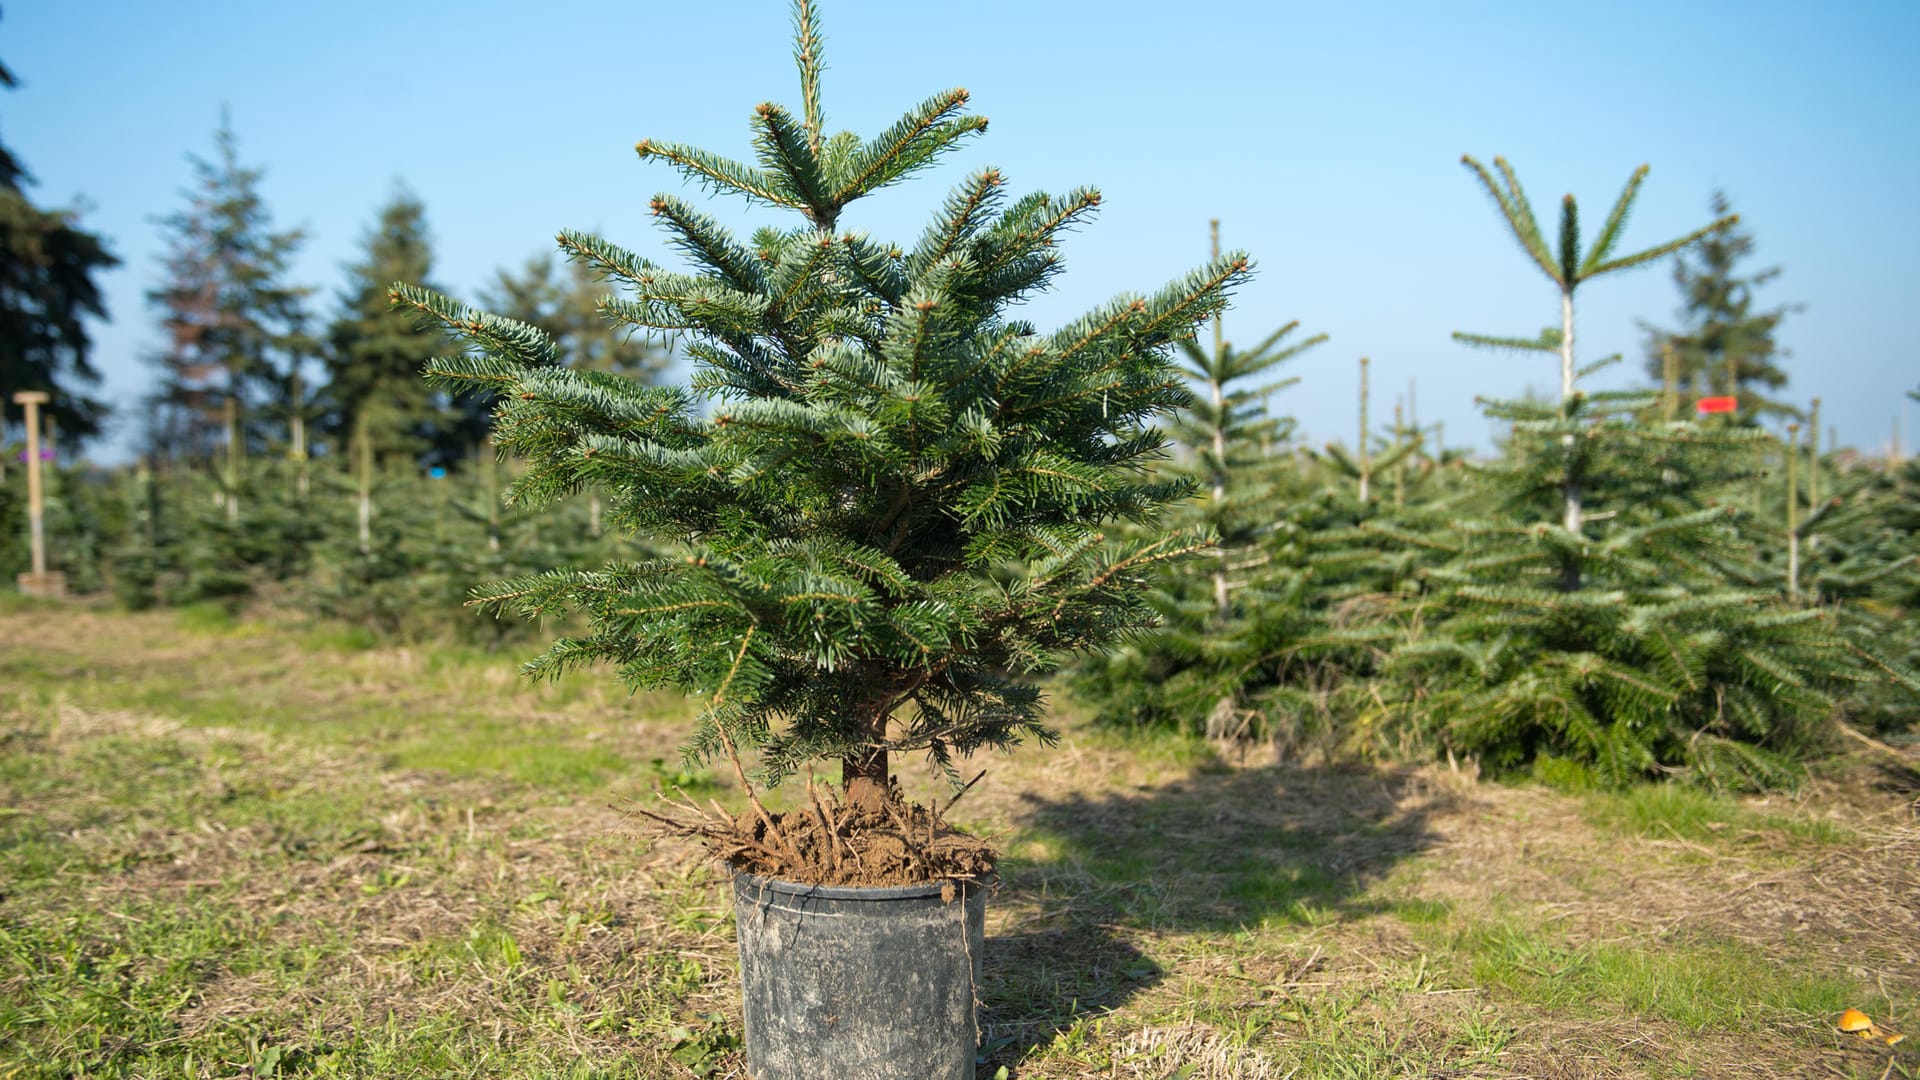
[482,252,675,537]
[322,186,463,466]
[0,49,119,447]
[1642,193,1800,422]
[1073,221,1328,740]
[144,114,310,468]
[397,0,1248,790]
[1790,445,1920,734]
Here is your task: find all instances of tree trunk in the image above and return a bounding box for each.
[289,369,309,501]
[1559,289,1582,593]
[1357,356,1371,503]
[1786,424,1800,600]
[841,747,889,789]
[841,698,892,789]
[224,396,242,524]
[1559,289,1582,539]
[356,412,373,556]
[1211,374,1230,619]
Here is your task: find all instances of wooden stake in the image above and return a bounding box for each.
[1660,341,1678,422]
[356,410,373,556]
[483,445,501,554]
[1357,357,1370,503]
[1786,423,1800,600]
[1805,399,1821,557]
[12,391,63,597]
[1210,219,1222,361]
[1207,220,1229,618]
[1392,402,1405,508]
[224,396,241,523]
[289,369,309,500]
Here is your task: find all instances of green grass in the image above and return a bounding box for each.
[1435,918,1875,1031]
[0,695,734,1077]
[1583,781,1861,847]
[2,607,1910,1079]
[0,610,702,799]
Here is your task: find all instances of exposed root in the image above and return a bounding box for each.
[634,773,996,889]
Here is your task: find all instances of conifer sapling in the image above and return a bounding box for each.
[392,0,1245,881]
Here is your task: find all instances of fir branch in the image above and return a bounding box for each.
[1461,154,1560,285]
[837,232,908,306]
[557,228,656,284]
[1557,195,1581,286]
[829,88,986,204]
[646,195,767,294]
[418,354,521,390]
[389,282,557,367]
[1451,328,1562,353]
[1580,164,1647,274]
[790,0,826,154]
[751,102,832,220]
[635,138,804,209]
[909,169,1005,276]
[1585,214,1739,278]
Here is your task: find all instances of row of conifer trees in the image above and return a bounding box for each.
[1074,161,1919,790]
[7,347,1914,789]
[4,149,1917,788]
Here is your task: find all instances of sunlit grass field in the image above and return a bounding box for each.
[2,599,1914,1078]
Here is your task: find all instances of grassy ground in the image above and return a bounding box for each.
[1,600,1915,1078]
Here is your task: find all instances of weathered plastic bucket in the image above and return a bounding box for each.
[732,872,989,1079]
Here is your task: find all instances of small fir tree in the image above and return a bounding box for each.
[395,1,1245,800]
[1385,158,1866,788]
[1453,155,1736,541]
[1787,448,1920,734]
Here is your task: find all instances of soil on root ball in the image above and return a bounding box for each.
[644,776,997,892]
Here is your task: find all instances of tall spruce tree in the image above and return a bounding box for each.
[1383,158,1865,789]
[323,187,459,464]
[0,51,119,446]
[146,115,309,466]
[396,0,1246,789]
[1642,193,1799,422]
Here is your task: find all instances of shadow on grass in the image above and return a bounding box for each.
[978,759,1460,1075]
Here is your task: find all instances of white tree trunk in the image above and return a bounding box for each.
[1560,290,1581,536]
[1211,374,1230,618]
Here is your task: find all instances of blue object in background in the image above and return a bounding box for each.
[428,466,448,479]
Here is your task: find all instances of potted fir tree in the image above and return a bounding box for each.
[394,4,1246,1075]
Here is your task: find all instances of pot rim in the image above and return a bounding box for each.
[731,870,994,902]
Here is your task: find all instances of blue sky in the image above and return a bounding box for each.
[6,0,1918,461]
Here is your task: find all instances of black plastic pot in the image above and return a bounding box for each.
[732,872,989,1079]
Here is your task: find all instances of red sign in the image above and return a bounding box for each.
[1696,396,1738,415]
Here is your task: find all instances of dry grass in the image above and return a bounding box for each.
[1,603,1915,1078]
